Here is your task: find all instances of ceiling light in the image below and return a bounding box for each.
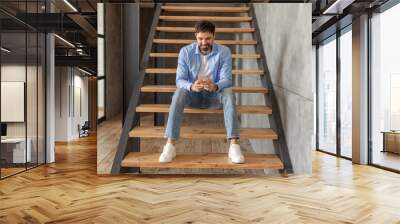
[54,34,75,48]
[78,67,92,76]
[323,0,354,14]
[63,0,78,12]
[1,47,11,53]
[76,48,86,55]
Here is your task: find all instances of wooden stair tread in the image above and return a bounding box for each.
[154,39,257,45]
[121,152,283,169]
[159,16,252,22]
[145,68,263,75]
[149,53,261,59]
[141,85,268,93]
[136,104,272,114]
[161,6,250,13]
[156,27,255,33]
[129,126,278,139]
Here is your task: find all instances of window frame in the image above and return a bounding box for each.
[315,24,353,161]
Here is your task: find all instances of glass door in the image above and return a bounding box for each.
[370,3,400,171]
[317,36,337,155]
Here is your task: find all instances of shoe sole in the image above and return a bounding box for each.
[229,156,245,164]
[159,154,176,163]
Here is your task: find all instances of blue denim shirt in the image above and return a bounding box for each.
[176,42,232,93]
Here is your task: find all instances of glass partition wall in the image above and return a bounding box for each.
[316,26,353,159]
[0,2,46,179]
[370,3,400,171]
[339,28,352,159]
[316,0,400,172]
[317,35,337,155]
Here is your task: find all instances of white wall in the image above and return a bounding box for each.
[55,66,69,141]
[71,73,89,138]
[54,67,89,141]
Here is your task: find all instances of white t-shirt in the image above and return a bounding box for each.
[198,54,212,81]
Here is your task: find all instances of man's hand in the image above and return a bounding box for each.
[202,79,218,92]
[191,79,204,92]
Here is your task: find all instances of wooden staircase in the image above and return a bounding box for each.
[112,4,293,175]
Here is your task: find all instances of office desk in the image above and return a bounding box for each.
[382,131,400,154]
[1,138,32,163]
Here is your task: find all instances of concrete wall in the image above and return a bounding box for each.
[352,15,369,164]
[240,4,313,174]
[54,67,70,141]
[105,4,123,120]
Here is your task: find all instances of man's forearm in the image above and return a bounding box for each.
[176,79,192,91]
[216,79,232,92]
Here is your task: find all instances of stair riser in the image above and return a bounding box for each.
[121,152,284,170]
[145,69,264,75]
[131,135,278,140]
[140,86,268,94]
[156,27,255,33]
[154,40,257,45]
[159,16,252,22]
[129,127,278,140]
[161,6,250,13]
[149,53,261,59]
[136,108,272,115]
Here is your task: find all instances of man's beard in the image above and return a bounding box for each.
[200,44,211,54]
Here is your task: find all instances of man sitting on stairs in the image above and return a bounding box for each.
[159,20,245,164]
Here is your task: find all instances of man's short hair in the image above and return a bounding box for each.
[195,20,215,35]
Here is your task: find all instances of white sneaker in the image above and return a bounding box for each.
[159,143,176,163]
[228,144,245,164]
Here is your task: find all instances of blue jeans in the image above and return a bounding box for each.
[164,87,240,140]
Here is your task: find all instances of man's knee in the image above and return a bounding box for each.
[221,88,236,104]
[222,87,233,94]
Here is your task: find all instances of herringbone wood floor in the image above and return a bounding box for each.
[1,135,400,224]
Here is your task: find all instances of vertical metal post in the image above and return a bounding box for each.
[336,28,341,156]
[316,45,320,150]
[0,24,2,179]
[367,11,373,165]
[121,3,141,173]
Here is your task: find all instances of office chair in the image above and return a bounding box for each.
[78,121,90,138]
